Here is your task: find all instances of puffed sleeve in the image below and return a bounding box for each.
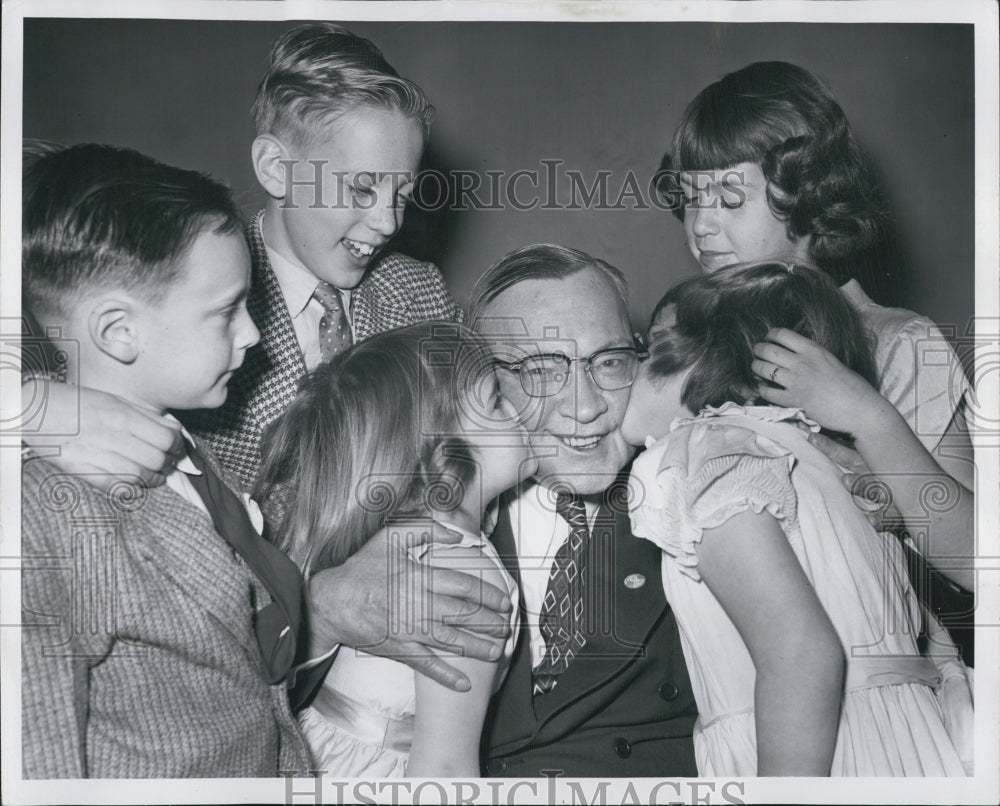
[878,316,970,454]
[630,422,800,582]
[411,533,520,691]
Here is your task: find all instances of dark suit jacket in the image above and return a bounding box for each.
[182,210,464,490]
[482,482,698,777]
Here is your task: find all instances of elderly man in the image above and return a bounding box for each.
[470,244,697,777]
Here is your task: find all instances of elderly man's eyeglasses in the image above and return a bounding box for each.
[494,347,648,398]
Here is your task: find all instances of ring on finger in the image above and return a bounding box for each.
[769,365,780,383]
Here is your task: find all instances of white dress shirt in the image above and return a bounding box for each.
[260,212,355,371]
[165,415,265,533]
[503,482,600,668]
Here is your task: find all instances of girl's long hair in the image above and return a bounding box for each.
[254,321,494,578]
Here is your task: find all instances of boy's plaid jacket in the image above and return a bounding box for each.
[183,210,464,490]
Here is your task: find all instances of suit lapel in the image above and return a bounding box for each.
[490,487,668,742]
[352,253,410,341]
[488,504,540,746]
[532,499,667,724]
[245,212,307,425]
[133,485,256,650]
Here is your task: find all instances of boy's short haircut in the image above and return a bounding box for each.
[23,143,244,320]
[251,22,434,150]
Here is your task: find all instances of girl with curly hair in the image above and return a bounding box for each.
[658,62,974,592]
[623,262,970,776]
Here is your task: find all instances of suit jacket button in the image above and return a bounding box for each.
[613,737,632,758]
[487,758,507,774]
[658,681,679,701]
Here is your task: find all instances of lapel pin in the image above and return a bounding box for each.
[624,573,646,589]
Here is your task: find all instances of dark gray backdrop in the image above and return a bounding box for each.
[23,19,975,342]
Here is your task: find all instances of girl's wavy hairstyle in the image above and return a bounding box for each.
[646,261,879,432]
[658,61,893,294]
[252,22,434,150]
[254,321,494,578]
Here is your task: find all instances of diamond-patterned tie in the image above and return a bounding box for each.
[533,491,590,695]
[313,281,353,362]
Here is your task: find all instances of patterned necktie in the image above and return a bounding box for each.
[184,442,303,685]
[533,492,590,695]
[313,281,354,362]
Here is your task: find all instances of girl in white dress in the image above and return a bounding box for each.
[621,261,969,776]
[256,322,534,777]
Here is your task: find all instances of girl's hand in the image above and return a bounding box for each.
[751,327,890,436]
[22,380,184,488]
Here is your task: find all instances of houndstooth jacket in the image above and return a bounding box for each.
[182,211,464,491]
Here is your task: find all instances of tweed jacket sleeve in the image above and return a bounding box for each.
[21,463,115,777]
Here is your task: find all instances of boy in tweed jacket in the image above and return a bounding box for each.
[182,23,463,489]
[21,144,310,778]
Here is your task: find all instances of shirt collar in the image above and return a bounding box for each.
[164,413,201,476]
[259,211,326,319]
[840,278,874,310]
[514,480,600,523]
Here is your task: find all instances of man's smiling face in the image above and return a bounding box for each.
[480,266,636,496]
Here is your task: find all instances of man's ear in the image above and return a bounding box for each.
[88,298,140,364]
[252,134,292,200]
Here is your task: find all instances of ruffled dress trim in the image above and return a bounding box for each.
[630,404,807,583]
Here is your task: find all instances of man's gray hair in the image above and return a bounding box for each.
[469,243,629,327]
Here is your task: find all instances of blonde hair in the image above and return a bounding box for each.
[251,22,434,150]
[254,322,493,577]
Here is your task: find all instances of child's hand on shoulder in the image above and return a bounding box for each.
[22,380,184,488]
[751,327,892,436]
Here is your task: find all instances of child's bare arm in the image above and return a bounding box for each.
[307,523,512,693]
[406,545,509,777]
[698,509,844,776]
[22,378,183,488]
[754,327,974,589]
